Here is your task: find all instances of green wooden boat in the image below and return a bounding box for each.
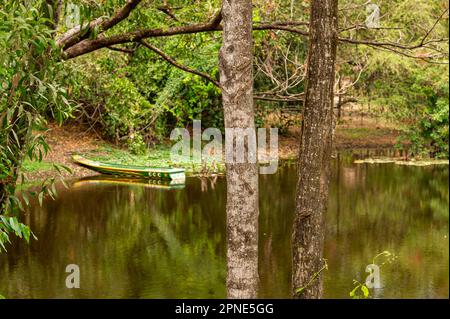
[72,155,185,181]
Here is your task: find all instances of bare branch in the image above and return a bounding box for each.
[253,92,305,102]
[256,21,309,27]
[419,8,448,46]
[157,5,180,22]
[338,36,448,51]
[106,45,135,54]
[366,44,449,64]
[139,40,221,87]
[254,24,309,36]
[338,8,449,61]
[100,0,144,31]
[339,24,402,33]
[336,63,367,95]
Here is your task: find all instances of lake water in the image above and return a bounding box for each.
[0,150,448,298]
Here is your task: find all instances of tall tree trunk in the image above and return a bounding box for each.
[292,0,338,299]
[219,0,259,299]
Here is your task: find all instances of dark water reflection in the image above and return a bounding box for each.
[0,150,448,298]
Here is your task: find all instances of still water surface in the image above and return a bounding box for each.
[0,150,448,298]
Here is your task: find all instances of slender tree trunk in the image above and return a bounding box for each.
[292,0,338,299]
[219,0,259,299]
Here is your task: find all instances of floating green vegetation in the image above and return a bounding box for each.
[354,158,449,166]
[354,158,396,164]
[394,159,449,166]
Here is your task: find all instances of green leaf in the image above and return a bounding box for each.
[22,192,30,207]
[295,287,304,294]
[361,285,370,298]
[61,165,72,174]
[38,191,44,207]
[349,285,358,298]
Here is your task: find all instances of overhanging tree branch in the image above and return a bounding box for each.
[62,23,309,59]
[57,0,144,50]
[61,9,224,59]
[59,2,447,64]
[63,24,447,62]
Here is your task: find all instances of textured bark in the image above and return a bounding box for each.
[219,0,259,299]
[292,0,338,299]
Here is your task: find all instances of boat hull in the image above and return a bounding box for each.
[72,155,186,182]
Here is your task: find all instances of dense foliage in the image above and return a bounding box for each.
[340,0,449,158]
[64,0,448,157]
[359,56,449,158]
[0,1,72,250]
